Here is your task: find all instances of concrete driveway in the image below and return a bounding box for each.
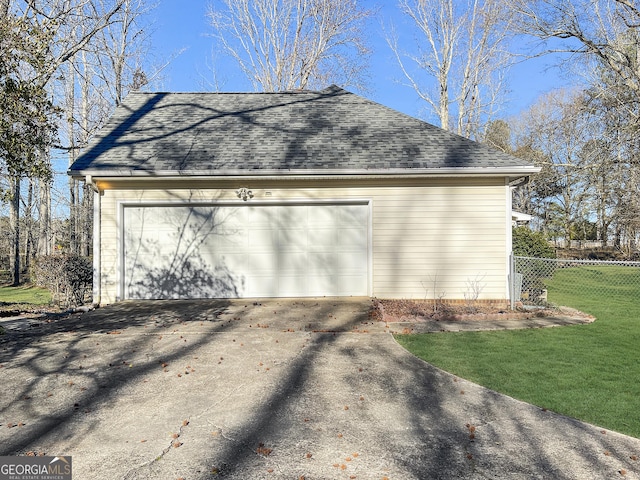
[1,298,639,479]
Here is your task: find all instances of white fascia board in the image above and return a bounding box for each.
[69,165,541,181]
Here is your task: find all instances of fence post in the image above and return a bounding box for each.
[509,253,515,311]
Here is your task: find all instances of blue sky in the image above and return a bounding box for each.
[148,1,574,122]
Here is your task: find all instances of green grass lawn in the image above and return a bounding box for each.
[396,265,640,438]
[0,284,52,306]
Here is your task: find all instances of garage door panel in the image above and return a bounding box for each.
[339,205,368,225]
[247,275,278,297]
[337,228,369,250]
[278,229,308,251]
[278,252,309,273]
[306,275,337,296]
[248,252,277,273]
[124,203,369,299]
[336,275,369,296]
[307,228,335,249]
[248,229,278,251]
[308,205,336,226]
[306,253,336,273]
[278,275,309,296]
[337,251,368,272]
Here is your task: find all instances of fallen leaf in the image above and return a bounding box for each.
[256,443,272,456]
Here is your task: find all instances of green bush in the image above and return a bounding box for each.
[512,227,556,303]
[512,226,556,258]
[32,255,92,307]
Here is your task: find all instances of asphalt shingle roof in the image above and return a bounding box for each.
[69,85,534,177]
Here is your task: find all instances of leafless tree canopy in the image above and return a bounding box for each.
[510,0,640,98]
[388,0,515,138]
[207,0,373,91]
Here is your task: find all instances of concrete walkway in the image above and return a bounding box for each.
[0,298,638,479]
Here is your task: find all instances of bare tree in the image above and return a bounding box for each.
[207,0,373,91]
[510,89,598,245]
[510,0,640,104]
[1,0,127,284]
[90,0,157,106]
[51,0,156,258]
[508,0,640,251]
[388,0,515,137]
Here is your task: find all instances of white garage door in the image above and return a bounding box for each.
[122,203,369,299]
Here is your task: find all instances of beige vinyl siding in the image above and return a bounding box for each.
[96,177,509,304]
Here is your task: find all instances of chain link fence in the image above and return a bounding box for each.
[511,255,640,308]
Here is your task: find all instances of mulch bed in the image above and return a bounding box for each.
[372,298,587,323]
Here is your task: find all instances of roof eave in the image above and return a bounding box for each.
[69,166,541,181]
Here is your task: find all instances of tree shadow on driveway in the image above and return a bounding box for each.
[1,298,639,479]
[0,300,233,456]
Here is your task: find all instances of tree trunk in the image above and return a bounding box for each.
[10,176,20,286]
[66,58,78,254]
[24,178,33,275]
[37,178,52,256]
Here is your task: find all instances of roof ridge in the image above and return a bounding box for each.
[126,87,345,96]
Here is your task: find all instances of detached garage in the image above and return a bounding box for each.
[69,85,538,305]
